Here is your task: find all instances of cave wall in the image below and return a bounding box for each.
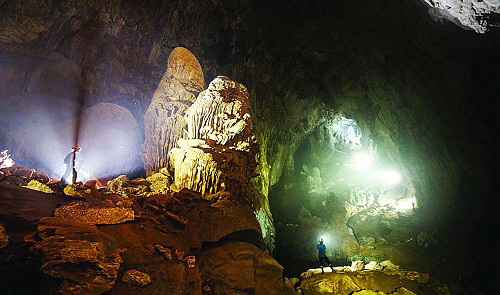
[0,0,498,283]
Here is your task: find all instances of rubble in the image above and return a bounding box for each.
[299,266,429,294]
[122,269,152,287]
[154,244,173,259]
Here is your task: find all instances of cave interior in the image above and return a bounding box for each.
[0,0,499,294]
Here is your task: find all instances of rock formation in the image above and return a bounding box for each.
[198,241,284,295]
[169,76,258,199]
[122,269,152,287]
[54,200,135,225]
[298,266,430,295]
[142,47,205,176]
[32,217,124,295]
[423,0,500,33]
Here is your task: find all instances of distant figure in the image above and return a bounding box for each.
[61,146,81,184]
[317,238,334,273]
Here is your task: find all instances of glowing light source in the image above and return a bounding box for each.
[381,169,401,185]
[350,152,374,171]
[319,233,331,244]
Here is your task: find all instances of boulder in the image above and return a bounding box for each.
[54,200,134,225]
[122,270,152,287]
[298,267,429,294]
[199,241,283,295]
[23,179,53,193]
[63,184,92,198]
[365,261,383,271]
[107,175,151,197]
[380,260,399,271]
[32,217,123,294]
[146,170,172,194]
[350,260,365,272]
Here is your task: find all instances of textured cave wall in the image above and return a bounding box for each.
[0,0,498,283]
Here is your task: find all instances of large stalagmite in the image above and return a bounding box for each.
[142,47,205,176]
[169,76,258,199]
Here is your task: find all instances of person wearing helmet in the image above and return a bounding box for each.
[317,238,334,273]
[60,146,81,184]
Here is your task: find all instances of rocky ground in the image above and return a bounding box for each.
[0,170,283,294]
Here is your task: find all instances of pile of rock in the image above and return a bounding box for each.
[296,261,431,295]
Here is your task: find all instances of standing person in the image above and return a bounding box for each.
[60,146,81,184]
[317,238,334,273]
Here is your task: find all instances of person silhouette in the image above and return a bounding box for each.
[60,146,81,184]
[317,238,334,273]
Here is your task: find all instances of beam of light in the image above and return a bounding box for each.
[2,98,143,182]
[319,233,331,244]
[380,169,402,185]
[349,151,375,171]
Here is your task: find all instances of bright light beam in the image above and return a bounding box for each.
[381,169,401,185]
[350,151,374,171]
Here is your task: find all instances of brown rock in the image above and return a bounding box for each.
[122,269,152,287]
[199,241,283,295]
[154,244,173,259]
[54,200,134,225]
[0,224,8,248]
[187,255,196,268]
[33,217,123,294]
[175,249,185,261]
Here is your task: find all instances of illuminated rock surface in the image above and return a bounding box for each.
[423,0,500,33]
[23,179,53,193]
[54,200,135,225]
[298,268,430,295]
[169,76,258,199]
[122,269,152,287]
[142,47,205,175]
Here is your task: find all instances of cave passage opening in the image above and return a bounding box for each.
[269,113,420,277]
